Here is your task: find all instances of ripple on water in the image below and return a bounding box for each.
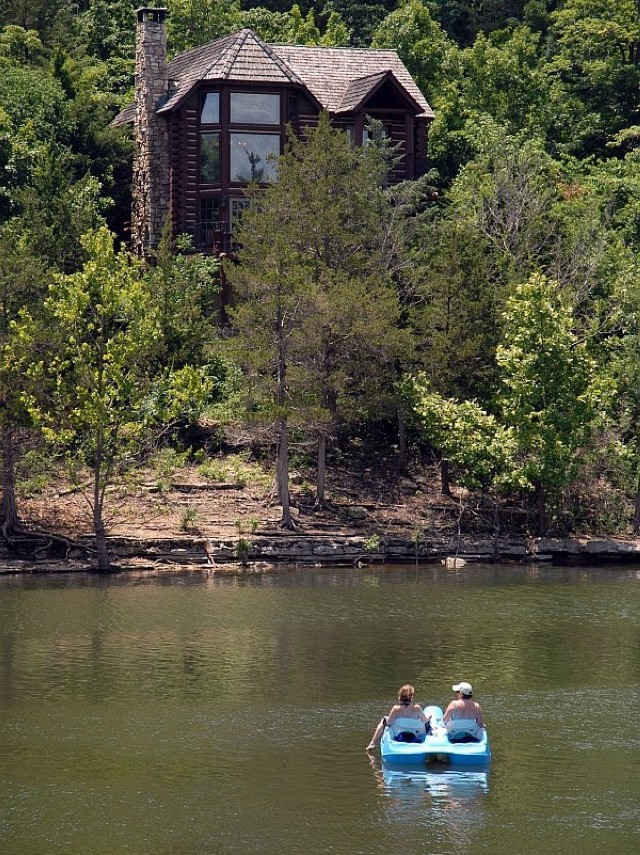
[3,567,640,855]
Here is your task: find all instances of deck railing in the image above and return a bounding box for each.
[197,221,237,254]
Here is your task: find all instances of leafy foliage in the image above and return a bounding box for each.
[226,115,407,509]
[497,274,606,514]
[407,374,519,491]
[2,0,640,541]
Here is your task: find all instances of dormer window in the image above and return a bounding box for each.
[363,124,389,147]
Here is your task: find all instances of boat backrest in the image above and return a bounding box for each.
[388,717,427,739]
[446,718,482,741]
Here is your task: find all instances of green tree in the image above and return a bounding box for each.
[166,0,243,53]
[0,59,67,220]
[20,228,161,571]
[141,231,223,431]
[324,0,398,46]
[0,24,43,63]
[372,0,454,101]
[550,0,640,152]
[414,133,625,407]
[497,273,604,532]
[0,221,49,535]
[227,115,407,516]
[225,188,310,528]
[409,214,498,403]
[406,373,519,493]
[426,25,590,180]
[240,3,350,45]
[147,229,219,364]
[0,0,78,43]
[431,0,531,44]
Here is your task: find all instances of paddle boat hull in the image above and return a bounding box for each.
[380,705,490,766]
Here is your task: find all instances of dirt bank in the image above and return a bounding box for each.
[4,456,640,573]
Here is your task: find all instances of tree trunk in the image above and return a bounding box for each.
[93,507,110,573]
[492,495,501,561]
[440,457,452,497]
[1,424,19,535]
[315,431,327,507]
[92,435,111,572]
[633,479,640,535]
[274,296,294,529]
[397,408,408,473]
[536,481,547,535]
[277,417,294,529]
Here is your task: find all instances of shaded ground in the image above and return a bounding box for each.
[20,452,468,547]
[12,448,640,572]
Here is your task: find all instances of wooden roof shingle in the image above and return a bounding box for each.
[274,43,433,118]
[112,28,433,125]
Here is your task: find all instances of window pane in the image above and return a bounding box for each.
[199,196,221,245]
[231,93,280,124]
[230,133,279,183]
[200,133,220,183]
[201,92,220,124]
[230,198,250,227]
[363,125,389,147]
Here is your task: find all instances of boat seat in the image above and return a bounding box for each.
[388,717,427,743]
[446,718,482,743]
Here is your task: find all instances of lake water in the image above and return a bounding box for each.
[2,564,640,855]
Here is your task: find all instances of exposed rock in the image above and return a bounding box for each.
[443,556,466,568]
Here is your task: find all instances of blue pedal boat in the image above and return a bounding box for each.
[380,705,490,765]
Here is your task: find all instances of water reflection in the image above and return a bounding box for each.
[369,754,489,844]
[4,566,640,855]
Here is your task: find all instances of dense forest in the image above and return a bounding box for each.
[1,1,640,567]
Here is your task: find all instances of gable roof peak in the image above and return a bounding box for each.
[114,27,434,124]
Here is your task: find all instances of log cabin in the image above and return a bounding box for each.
[113,7,434,258]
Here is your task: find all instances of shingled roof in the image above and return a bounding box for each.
[113,29,433,125]
[274,42,433,118]
[335,70,423,115]
[157,29,306,115]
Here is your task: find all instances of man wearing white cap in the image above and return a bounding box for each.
[443,681,485,742]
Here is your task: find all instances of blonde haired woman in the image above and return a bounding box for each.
[366,684,432,751]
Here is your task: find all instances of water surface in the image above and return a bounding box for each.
[2,564,640,854]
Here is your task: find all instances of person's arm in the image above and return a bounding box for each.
[475,703,485,728]
[386,704,400,726]
[443,701,455,724]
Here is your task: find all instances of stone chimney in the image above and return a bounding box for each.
[132,7,170,258]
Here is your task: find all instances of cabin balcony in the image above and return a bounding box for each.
[196,220,238,256]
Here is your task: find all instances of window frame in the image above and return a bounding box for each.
[230,91,281,125]
[196,86,284,246]
[229,131,281,185]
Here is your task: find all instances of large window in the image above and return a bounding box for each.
[230,92,280,124]
[230,133,279,183]
[196,90,282,245]
[200,133,220,183]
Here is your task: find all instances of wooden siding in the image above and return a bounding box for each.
[183,93,199,241]
[169,104,184,235]
[167,82,430,249]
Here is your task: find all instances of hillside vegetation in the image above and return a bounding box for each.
[1,1,640,567]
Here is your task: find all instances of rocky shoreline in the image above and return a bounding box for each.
[3,532,640,575]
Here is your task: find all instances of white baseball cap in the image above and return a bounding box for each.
[452,681,473,696]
